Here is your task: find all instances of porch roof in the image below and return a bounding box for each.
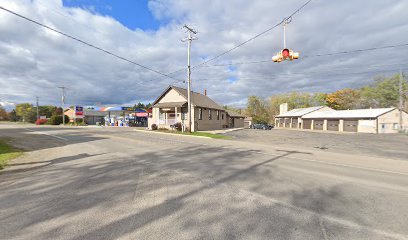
[153,101,187,108]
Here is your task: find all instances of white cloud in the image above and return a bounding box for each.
[0,0,407,108]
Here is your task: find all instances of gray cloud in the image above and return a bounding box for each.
[0,0,407,108]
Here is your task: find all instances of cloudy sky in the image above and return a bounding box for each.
[0,0,407,109]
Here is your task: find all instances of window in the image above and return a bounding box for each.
[209,109,212,120]
[217,110,220,120]
[393,123,399,130]
[222,113,224,120]
[198,108,202,120]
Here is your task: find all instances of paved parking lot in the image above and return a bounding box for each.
[225,129,408,160]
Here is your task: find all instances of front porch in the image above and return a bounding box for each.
[152,102,188,129]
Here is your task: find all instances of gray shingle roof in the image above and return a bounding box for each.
[154,102,187,108]
[276,106,327,117]
[154,86,224,110]
[226,110,244,118]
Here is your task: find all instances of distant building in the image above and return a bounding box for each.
[302,107,408,133]
[149,86,244,131]
[244,117,253,128]
[64,108,105,125]
[275,105,334,129]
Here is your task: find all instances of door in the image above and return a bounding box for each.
[313,120,324,130]
[284,118,291,128]
[303,120,312,129]
[291,118,298,128]
[327,120,339,131]
[344,120,358,132]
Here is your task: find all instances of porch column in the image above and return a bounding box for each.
[175,107,178,123]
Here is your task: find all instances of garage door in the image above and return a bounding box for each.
[291,118,298,128]
[314,120,324,130]
[284,119,291,128]
[344,120,358,132]
[303,120,312,129]
[327,120,339,131]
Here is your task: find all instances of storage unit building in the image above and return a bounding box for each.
[302,108,408,134]
[275,106,335,129]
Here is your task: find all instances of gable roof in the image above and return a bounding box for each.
[302,108,396,119]
[153,86,224,110]
[226,110,244,118]
[277,106,327,117]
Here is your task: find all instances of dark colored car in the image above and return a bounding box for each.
[250,123,273,130]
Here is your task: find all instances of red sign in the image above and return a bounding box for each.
[75,106,84,117]
[136,112,148,117]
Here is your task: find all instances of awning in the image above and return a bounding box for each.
[153,102,187,108]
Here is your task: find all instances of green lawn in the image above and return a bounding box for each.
[0,139,23,170]
[157,130,230,139]
[177,131,230,139]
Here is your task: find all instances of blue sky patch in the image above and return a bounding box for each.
[227,66,237,72]
[62,0,166,30]
[227,76,238,83]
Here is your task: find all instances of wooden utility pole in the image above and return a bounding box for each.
[183,25,197,132]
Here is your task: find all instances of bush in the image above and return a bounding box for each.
[151,124,158,130]
[174,122,182,131]
[35,119,48,125]
[47,115,70,125]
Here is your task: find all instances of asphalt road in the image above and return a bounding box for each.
[0,124,408,240]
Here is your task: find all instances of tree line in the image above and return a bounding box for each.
[245,74,408,124]
[0,103,66,124]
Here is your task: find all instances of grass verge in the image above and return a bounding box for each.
[0,139,23,170]
[156,130,230,139]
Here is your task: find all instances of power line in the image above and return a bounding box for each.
[0,6,180,81]
[190,0,313,70]
[199,43,408,67]
[193,66,408,81]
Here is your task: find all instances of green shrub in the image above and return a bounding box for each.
[47,115,70,125]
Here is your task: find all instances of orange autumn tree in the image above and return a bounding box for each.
[325,88,360,110]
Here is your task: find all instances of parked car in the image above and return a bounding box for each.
[250,123,273,130]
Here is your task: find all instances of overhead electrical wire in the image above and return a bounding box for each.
[198,43,408,67]
[0,6,180,81]
[190,0,313,69]
[193,65,408,81]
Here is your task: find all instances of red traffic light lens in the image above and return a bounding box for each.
[282,49,290,58]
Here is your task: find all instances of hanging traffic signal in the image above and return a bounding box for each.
[272,49,299,62]
[272,17,299,63]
